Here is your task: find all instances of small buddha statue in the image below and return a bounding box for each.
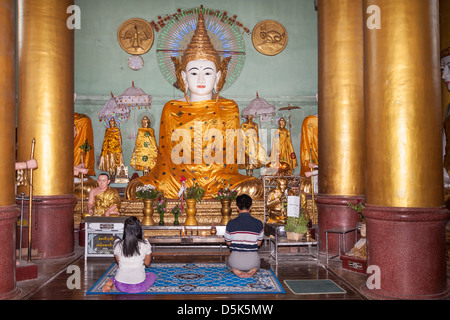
[238,115,269,176]
[267,117,298,175]
[98,117,124,174]
[130,115,158,175]
[441,47,450,187]
[266,177,292,224]
[74,113,95,175]
[125,8,263,200]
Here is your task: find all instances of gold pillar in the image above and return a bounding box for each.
[0,0,21,300]
[362,0,448,299]
[316,0,365,255]
[317,0,365,196]
[0,0,17,206]
[17,0,74,196]
[365,0,443,207]
[441,0,450,118]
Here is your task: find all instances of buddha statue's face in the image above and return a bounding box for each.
[278,179,287,192]
[141,117,150,128]
[441,55,450,91]
[181,60,221,102]
[109,118,116,128]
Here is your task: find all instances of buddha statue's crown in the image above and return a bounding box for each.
[441,46,450,60]
[441,47,450,59]
[171,6,231,99]
[181,6,220,70]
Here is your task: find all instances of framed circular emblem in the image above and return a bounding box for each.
[128,55,144,70]
[252,20,288,56]
[117,18,154,55]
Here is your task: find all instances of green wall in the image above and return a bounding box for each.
[74,0,318,178]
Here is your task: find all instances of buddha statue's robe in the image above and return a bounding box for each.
[130,127,158,171]
[129,99,263,199]
[92,187,121,216]
[299,115,318,177]
[98,126,124,173]
[74,113,95,175]
[269,126,298,172]
[237,120,269,171]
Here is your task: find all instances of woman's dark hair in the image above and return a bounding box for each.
[116,216,144,257]
[236,194,252,211]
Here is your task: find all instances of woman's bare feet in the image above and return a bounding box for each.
[102,279,114,292]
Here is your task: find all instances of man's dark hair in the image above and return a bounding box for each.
[236,194,252,211]
[98,173,110,179]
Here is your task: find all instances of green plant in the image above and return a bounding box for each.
[171,204,182,216]
[284,212,309,234]
[154,196,167,215]
[347,199,365,222]
[184,182,205,202]
[136,184,162,200]
[213,179,237,201]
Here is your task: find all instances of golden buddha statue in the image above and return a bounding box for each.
[130,115,158,175]
[98,117,124,176]
[87,173,121,217]
[266,177,292,224]
[268,117,298,175]
[74,113,95,175]
[125,9,263,200]
[441,47,450,187]
[299,114,318,177]
[73,113,98,198]
[238,115,269,176]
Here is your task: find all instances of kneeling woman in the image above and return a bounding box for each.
[102,216,155,293]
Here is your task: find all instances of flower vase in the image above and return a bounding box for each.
[220,199,232,225]
[185,199,198,226]
[159,212,164,226]
[142,199,155,226]
[173,214,179,226]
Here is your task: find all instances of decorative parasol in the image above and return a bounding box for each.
[114,81,152,109]
[156,6,246,92]
[99,82,152,127]
[98,92,131,123]
[242,92,275,122]
[278,104,301,130]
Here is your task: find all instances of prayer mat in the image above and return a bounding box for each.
[283,279,346,295]
[87,262,285,295]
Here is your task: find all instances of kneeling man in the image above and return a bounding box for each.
[225,194,264,278]
[87,173,121,216]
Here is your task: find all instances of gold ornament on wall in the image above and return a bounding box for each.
[117,18,154,55]
[252,20,288,56]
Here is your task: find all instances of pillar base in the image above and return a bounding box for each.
[316,195,362,254]
[0,206,20,299]
[16,260,38,282]
[17,195,77,259]
[363,205,449,299]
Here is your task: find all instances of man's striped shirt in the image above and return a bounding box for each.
[225,212,264,252]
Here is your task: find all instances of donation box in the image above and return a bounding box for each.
[84,216,128,259]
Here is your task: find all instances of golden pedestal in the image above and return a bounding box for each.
[74,198,265,237]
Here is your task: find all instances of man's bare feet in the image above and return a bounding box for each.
[102,279,114,292]
[231,268,258,278]
[246,267,258,277]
